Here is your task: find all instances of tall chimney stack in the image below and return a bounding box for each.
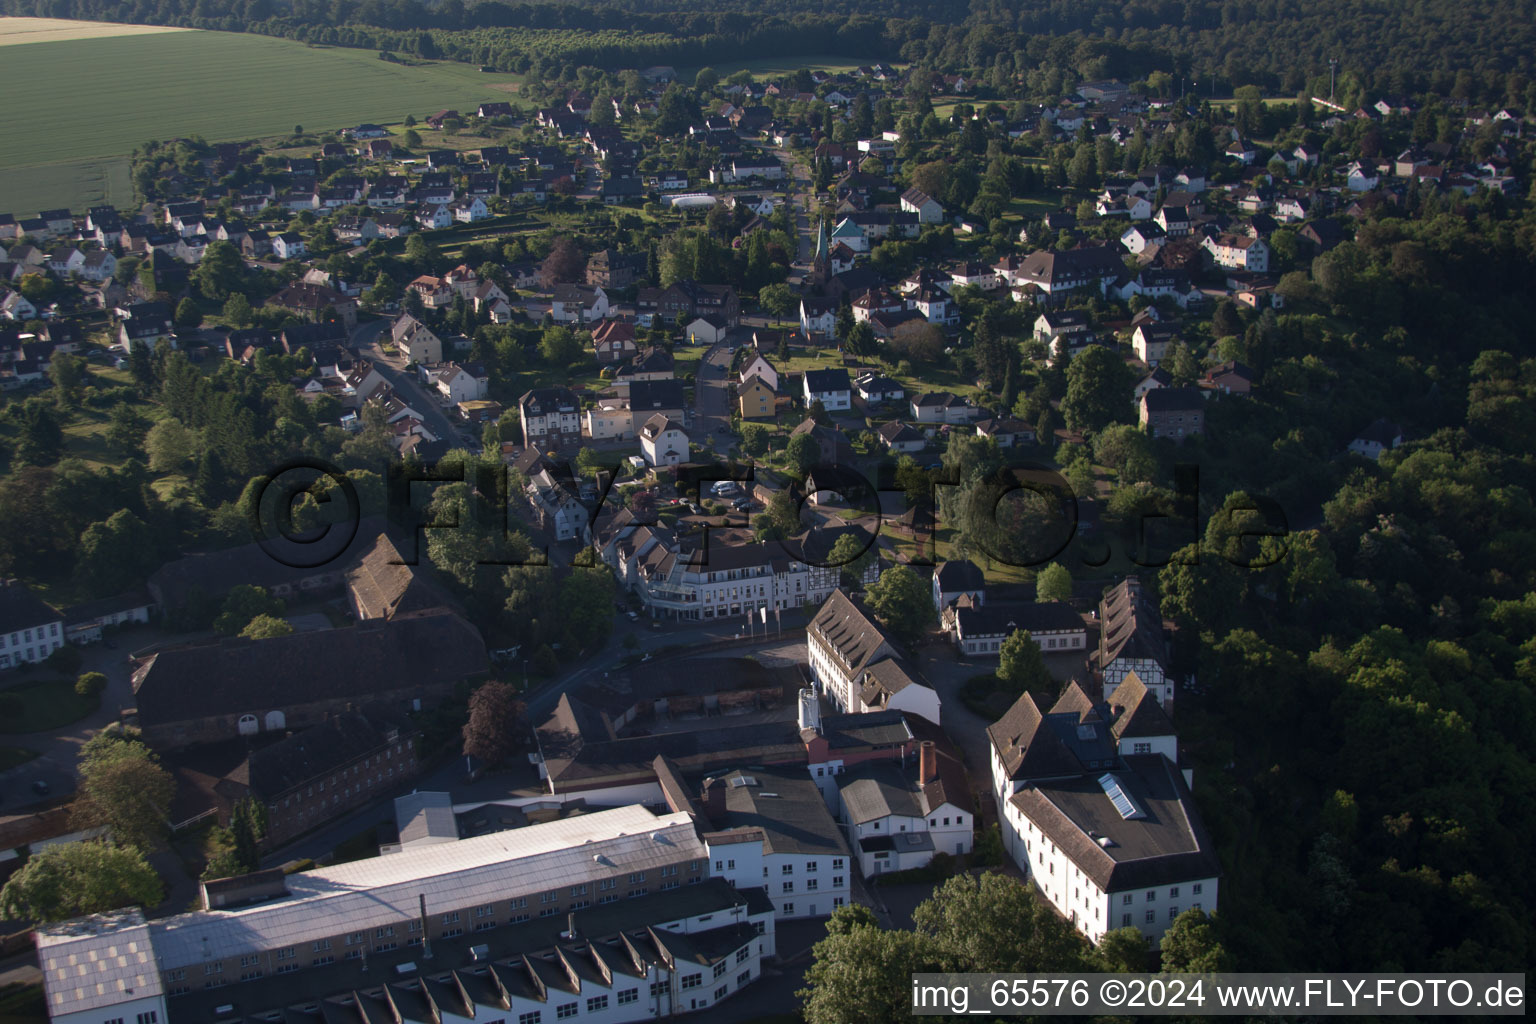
[919,741,937,786]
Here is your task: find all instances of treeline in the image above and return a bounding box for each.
[5,0,1535,104]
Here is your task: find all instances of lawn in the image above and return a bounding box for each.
[0,676,100,734]
[1,23,526,211]
[0,158,135,216]
[674,54,882,81]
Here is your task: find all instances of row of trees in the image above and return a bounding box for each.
[799,874,1230,1023]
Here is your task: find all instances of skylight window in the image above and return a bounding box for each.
[1097,773,1145,820]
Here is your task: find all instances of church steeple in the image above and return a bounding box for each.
[810,215,831,288]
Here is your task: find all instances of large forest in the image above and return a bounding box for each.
[4,0,1535,106]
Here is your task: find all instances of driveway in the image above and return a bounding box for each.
[0,625,200,812]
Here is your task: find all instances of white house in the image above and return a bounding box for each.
[835,741,974,875]
[426,362,489,404]
[1132,322,1180,366]
[0,578,65,669]
[989,675,1219,945]
[899,187,944,224]
[1345,161,1380,192]
[807,589,941,726]
[943,601,1087,658]
[876,421,926,453]
[640,413,690,467]
[1348,418,1403,461]
[931,559,985,614]
[1201,233,1270,273]
[272,232,307,260]
[739,353,779,392]
[0,292,37,322]
[802,367,852,412]
[800,297,837,337]
[450,196,491,222]
[698,765,853,920]
[551,283,610,324]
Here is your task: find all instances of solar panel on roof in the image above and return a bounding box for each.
[1097,773,1145,820]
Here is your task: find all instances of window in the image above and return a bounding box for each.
[782,903,794,915]
[568,886,587,897]
[475,920,497,932]
[628,888,647,898]
[1169,907,1179,920]
[1169,887,1180,898]
[375,926,394,938]
[598,879,616,891]
[555,1003,577,1020]
[618,988,638,1005]
[313,955,334,967]
[408,920,422,934]
[1145,891,1156,902]
[832,858,844,870]
[275,964,298,976]
[806,861,817,872]
[598,895,619,905]
[519,1013,542,1024]
[136,1012,158,1024]
[781,864,794,875]
[345,949,363,961]
[1145,911,1155,924]
[1122,914,1131,926]
[165,970,186,982]
[627,872,646,883]
[442,912,460,924]
[240,955,260,967]
[540,891,558,904]
[833,876,843,887]
[375,942,397,953]
[739,969,752,986]
[715,985,729,1000]
[650,982,667,998]
[586,995,608,1012]
[736,947,750,964]
[930,818,937,827]
[1192,883,1203,895]
[510,896,528,909]
[1122,894,1133,905]
[275,947,295,961]
[681,974,702,990]
[539,908,558,918]
[781,882,793,893]
[312,940,332,952]
[1133,742,1152,754]
[714,860,723,871]
[204,963,222,975]
[240,971,263,982]
[806,878,818,891]
[714,961,728,978]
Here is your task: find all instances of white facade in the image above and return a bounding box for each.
[0,618,64,670]
[706,841,850,921]
[1000,799,1220,944]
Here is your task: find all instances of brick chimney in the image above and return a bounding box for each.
[919,741,937,786]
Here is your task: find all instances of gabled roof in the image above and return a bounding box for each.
[1096,577,1168,672]
[986,691,1081,781]
[0,579,61,633]
[1107,671,1174,741]
[809,589,897,677]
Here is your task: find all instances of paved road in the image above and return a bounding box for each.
[693,341,733,442]
[353,319,477,448]
[0,626,199,813]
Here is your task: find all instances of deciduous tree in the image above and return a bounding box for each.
[70,734,176,852]
[462,680,527,766]
[863,565,932,645]
[0,841,162,923]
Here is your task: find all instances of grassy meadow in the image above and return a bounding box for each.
[0,19,525,212]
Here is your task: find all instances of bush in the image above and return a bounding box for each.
[74,672,108,698]
[971,823,1004,866]
[45,645,83,674]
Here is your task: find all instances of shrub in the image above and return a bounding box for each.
[74,672,108,698]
